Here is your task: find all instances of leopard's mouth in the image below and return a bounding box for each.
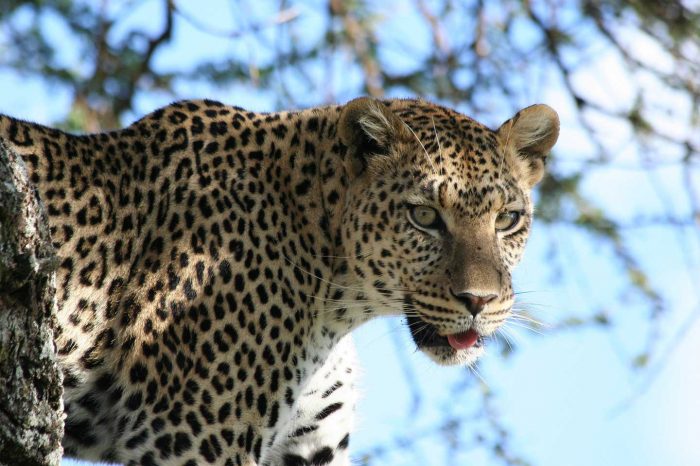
[405,315,484,350]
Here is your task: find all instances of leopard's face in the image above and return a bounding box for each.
[336,98,559,366]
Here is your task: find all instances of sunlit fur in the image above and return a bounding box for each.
[0,97,557,465]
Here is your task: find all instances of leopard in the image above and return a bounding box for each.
[0,96,559,465]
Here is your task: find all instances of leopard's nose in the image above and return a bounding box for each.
[450,290,497,317]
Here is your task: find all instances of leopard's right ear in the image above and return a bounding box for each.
[497,104,559,188]
[338,97,408,178]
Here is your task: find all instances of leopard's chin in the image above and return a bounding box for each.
[405,315,486,366]
[420,344,485,366]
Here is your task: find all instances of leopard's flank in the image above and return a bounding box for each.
[0,97,559,465]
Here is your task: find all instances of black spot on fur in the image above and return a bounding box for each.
[315,402,343,421]
[311,447,334,465]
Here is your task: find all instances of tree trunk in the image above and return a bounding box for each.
[0,138,63,466]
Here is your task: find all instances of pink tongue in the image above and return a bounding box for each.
[447,329,480,350]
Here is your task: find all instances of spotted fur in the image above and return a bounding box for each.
[0,97,558,465]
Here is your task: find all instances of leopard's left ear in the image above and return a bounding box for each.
[338,97,409,178]
[497,104,559,187]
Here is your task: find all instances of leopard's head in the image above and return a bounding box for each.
[335,97,559,365]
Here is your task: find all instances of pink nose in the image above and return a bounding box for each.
[451,290,497,316]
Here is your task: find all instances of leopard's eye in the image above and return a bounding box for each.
[495,211,522,233]
[408,205,443,230]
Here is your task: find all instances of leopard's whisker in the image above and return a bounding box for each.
[403,120,437,176]
[431,117,445,176]
[496,327,516,353]
[501,320,545,336]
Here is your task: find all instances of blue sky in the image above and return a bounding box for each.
[351,225,700,465]
[1,1,699,465]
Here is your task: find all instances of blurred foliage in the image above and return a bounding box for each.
[0,0,699,464]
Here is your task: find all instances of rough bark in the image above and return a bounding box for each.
[0,138,63,466]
